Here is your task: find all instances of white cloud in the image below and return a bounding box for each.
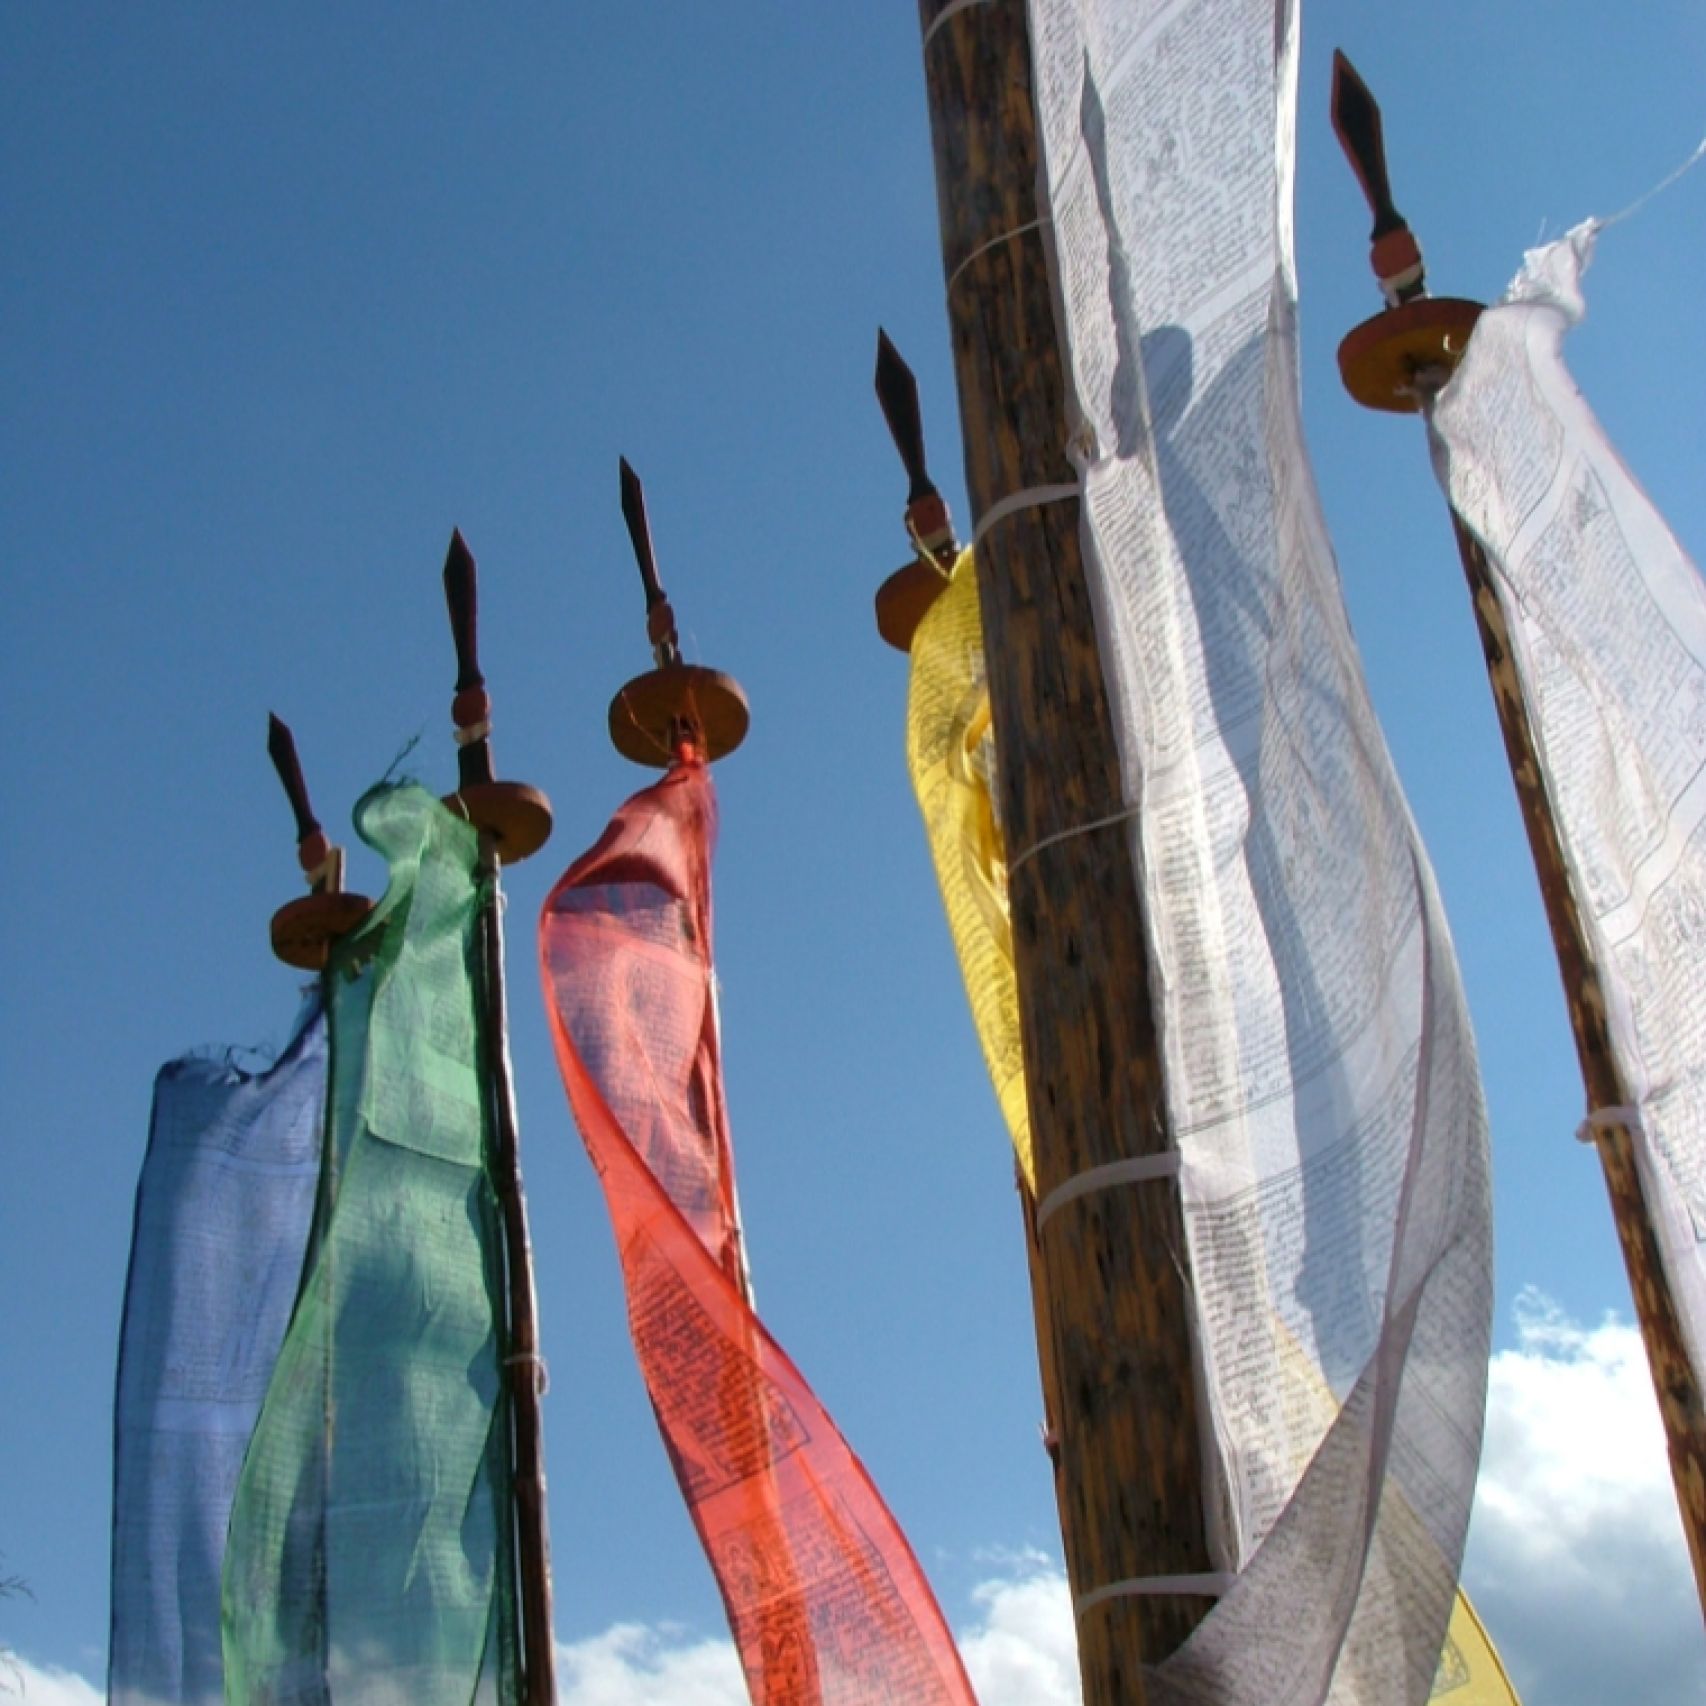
[1463,1288,1703,1705]
[5,1656,102,1705]
[956,1560,1077,1705]
[556,1621,745,1706]
[552,1558,1077,1706]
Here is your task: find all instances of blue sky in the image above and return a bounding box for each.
[2,5,1702,1700]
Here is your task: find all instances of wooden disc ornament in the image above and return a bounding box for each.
[875,558,952,654]
[608,664,750,767]
[270,890,375,971]
[446,779,555,862]
[1337,296,1483,414]
[265,714,374,969]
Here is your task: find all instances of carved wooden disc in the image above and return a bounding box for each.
[443,780,554,864]
[608,664,750,767]
[1337,296,1484,413]
[875,559,951,653]
[270,891,375,970]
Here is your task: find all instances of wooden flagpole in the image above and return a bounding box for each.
[913,4,1216,1698]
[441,531,562,1704]
[1330,53,1706,1615]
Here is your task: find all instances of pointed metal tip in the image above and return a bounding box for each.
[618,461,663,605]
[873,330,934,504]
[1328,47,1404,240]
[619,457,644,520]
[1329,49,1375,138]
[442,530,482,691]
[874,326,912,392]
[267,713,299,789]
[444,527,475,581]
[266,712,319,843]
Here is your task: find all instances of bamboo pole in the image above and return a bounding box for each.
[441,533,560,1704]
[914,4,1215,1698]
[1330,53,1706,1616]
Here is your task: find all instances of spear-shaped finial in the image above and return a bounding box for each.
[873,329,958,652]
[440,529,553,862]
[1330,51,1425,307]
[265,712,373,968]
[268,711,323,852]
[876,328,938,508]
[607,457,749,768]
[1330,51,1482,414]
[620,456,680,668]
[443,528,497,792]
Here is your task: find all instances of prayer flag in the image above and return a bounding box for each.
[974,5,1498,1698]
[221,784,519,1706]
[539,757,977,1705]
[1430,222,1706,1413]
[110,1002,326,1706]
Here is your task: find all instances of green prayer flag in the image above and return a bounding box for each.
[222,784,519,1706]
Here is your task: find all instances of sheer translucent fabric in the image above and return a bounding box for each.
[1431,225,1706,1414]
[907,552,1518,1704]
[222,785,518,1706]
[1013,3,1496,1696]
[539,758,976,1705]
[110,1001,327,1706]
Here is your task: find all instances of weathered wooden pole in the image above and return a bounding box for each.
[440,531,561,1705]
[914,4,1216,1698]
[1331,52,1706,1615]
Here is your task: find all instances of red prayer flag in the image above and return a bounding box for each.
[539,758,978,1705]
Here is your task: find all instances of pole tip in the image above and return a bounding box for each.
[1329,49,1428,305]
[266,710,321,846]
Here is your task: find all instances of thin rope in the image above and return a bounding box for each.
[1577,1104,1643,1146]
[505,1351,550,1396]
[971,480,1081,548]
[922,0,993,52]
[1008,800,1140,876]
[1596,134,1706,234]
[1035,1151,1182,1235]
[945,213,1053,301]
[1075,1572,1236,1619]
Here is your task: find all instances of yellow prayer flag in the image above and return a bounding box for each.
[905,550,1032,1188]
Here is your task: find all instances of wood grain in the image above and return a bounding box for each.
[917,3,1216,1695]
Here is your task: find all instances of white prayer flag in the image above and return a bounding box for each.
[1024,3,1494,1700]
[1430,222,1706,1390]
